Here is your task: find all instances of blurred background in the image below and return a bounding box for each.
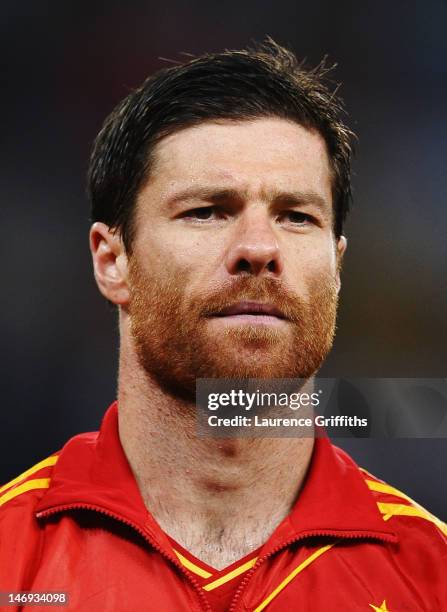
[2,1,446,517]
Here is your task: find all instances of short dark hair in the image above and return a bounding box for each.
[88,38,354,252]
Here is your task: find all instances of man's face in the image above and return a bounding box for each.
[126,118,345,398]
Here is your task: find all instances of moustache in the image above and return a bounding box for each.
[198,276,309,323]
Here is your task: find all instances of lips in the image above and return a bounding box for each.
[213,301,287,319]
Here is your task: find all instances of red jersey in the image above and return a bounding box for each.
[166,534,262,612]
[1,402,446,611]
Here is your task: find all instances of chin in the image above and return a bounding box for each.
[203,354,306,380]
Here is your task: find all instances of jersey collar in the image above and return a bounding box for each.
[35,402,397,551]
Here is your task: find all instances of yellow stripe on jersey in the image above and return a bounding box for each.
[173,549,213,579]
[364,477,447,536]
[0,455,58,494]
[0,478,51,507]
[203,556,258,591]
[366,478,422,506]
[377,502,447,536]
[253,542,337,612]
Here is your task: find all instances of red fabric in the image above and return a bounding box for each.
[1,401,446,611]
[166,535,261,612]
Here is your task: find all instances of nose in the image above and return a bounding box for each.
[224,210,284,277]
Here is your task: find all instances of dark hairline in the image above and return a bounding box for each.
[89,41,354,253]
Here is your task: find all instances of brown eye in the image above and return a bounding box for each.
[183,206,216,219]
[281,211,312,225]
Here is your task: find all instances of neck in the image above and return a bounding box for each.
[117,322,314,569]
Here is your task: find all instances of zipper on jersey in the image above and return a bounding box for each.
[36,503,212,612]
[37,506,396,612]
[228,529,396,612]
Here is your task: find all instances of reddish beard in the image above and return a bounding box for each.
[128,259,339,400]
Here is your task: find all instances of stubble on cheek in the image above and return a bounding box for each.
[127,259,203,397]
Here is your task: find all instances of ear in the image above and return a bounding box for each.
[335,235,347,294]
[89,222,130,305]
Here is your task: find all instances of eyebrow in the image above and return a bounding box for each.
[166,185,330,214]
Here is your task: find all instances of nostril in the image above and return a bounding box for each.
[237,259,251,273]
[267,260,276,273]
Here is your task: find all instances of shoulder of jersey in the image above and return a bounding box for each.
[359,466,447,541]
[0,453,59,512]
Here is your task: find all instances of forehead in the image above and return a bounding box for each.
[146,118,333,204]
